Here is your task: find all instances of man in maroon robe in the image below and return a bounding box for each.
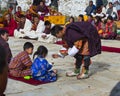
[3,14,17,36]
[51,21,101,79]
[0,29,12,63]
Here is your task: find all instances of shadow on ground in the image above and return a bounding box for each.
[89,61,110,76]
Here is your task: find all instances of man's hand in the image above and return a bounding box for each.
[52,54,60,58]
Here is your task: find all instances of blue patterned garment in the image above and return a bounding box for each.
[31,56,57,82]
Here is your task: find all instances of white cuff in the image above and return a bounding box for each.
[68,46,79,57]
[58,52,65,58]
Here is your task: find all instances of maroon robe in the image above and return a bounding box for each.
[0,37,12,63]
[64,22,101,57]
[3,19,17,36]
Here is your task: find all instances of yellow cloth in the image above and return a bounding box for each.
[0,24,4,28]
[83,15,88,21]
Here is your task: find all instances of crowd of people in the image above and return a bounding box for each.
[0,0,120,95]
[0,0,120,40]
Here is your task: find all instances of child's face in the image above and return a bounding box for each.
[1,33,9,41]
[107,19,112,23]
[46,25,51,29]
[78,16,82,22]
[26,48,33,55]
[56,30,64,38]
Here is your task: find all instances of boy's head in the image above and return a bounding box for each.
[89,1,93,6]
[23,42,34,55]
[51,25,64,38]
[17,6,22,12]
[33,15,39,23]
[78,14,84,22]
[109,2,113,8]
[44,20,51,29]
[20,14,26,23]
[107,15,113,23]
[0,29,9,41]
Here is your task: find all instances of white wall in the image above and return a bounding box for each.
[58,0,114,16]
[58,0,96,16]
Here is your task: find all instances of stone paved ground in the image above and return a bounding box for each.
[5,37,120,96]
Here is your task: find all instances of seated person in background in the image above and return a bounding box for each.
[26,10,32,21]
[112,0,120,20]
[0,29,12,63]
[25,15,45,39]
[38,20,57,43]
[14,15,32,38]
[88,15,94,25]
[94,16,104,37]
[0,45,8,96]
[15,6,24,22]
[9,42,34,77]
[95,5,106,18]
[65,16,75,26]
[36,1,49,20]
[106,2,118,20]
[85,0,96,15]
[3,6,14,19]
[31,45,57,82]
[102,16,117,39]
[77,14,84,22]
[3,13,17,36]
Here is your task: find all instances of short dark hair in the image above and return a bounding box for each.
[0,29,8,37]
[89,1,93,3]
[19,14,26,18]
[23,42,34,50]
[79,14,84,21]
[107,15,113,21]
[44,20,51,26]
[33,14,39,18]
[88,14,93,18]
[69,16,75,22]
[109,2,113,5]
[9,5,13,9]
[50,25,63,37]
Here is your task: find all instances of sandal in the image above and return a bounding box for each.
[77,73,89,79]
[66,68,80,77]
[66,71,79,77]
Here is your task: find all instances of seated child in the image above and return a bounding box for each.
[31,45,57,82]
[9,42,34,77]
[38,20,57,43]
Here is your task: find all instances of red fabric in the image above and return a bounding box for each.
[4,19,17,36]
[102,46,120,53]
[117,10,120,20]
[105,22,113,33]
[8,74,49,86]
[55,41,65,45]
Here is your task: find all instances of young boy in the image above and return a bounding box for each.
[51,22,101,79]
[9,42,34,77]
